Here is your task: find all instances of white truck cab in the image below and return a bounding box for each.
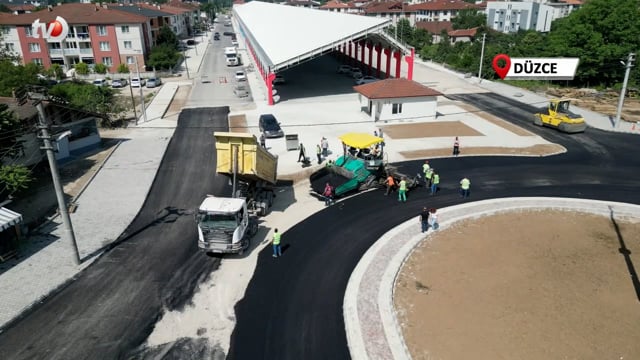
[196,196,257,254]
[224,47,241,66]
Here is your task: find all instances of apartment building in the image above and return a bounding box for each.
[0,3,150,72]
[106,4,172,46]
[407,0,481,22]
[136,3,194,37]
[486,0,556,33]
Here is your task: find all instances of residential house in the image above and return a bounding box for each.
[3,4,36,14]
[0,96,105,167]
[106,4,172,49]
[137,3,193,37]
[284,0,321,9]
[448,27,477,43]
[167,1,202,30]
[486,1,556,33]
[545,0,583,21]
[415,20,453,43]
[353,78,443,122]
[319,0,350,13]
[363,1,416,27]
[0,3,151,72]
[408,0,480,22]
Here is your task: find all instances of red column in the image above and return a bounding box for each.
[394,51,402,78]
[348,42,353,65]
[405,48,415,80]
[384,48,392,79]
[375,44,382,78]
[267,72,276,106]
[367,42,373,75]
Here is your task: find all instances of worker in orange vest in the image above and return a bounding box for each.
[384,174,396,196]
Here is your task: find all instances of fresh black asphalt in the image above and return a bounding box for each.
[0,93,638,360]
[0,108,231,359]
[227,93,640,360]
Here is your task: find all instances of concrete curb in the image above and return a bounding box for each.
[344,197,640,360]
[160,86,180,120]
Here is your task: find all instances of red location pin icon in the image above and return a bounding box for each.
[492,54,511,80]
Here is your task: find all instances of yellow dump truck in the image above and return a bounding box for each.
[196,132,278,254]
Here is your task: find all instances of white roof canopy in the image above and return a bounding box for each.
[233,1,391,72]
[0,207,22,231]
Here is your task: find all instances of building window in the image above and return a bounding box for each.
[392,103,403,114]
[33,58,43,66]
[97,26,107,36]
[29,43,40,52]
[99,41,110,51]
[4,43,14,52]
[25,26,33,37]
[101,57,113,66]
[121,25,130,33]
[124,41,132,49]
[126,56,134,64]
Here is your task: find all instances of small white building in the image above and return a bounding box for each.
[353,78,442,122]
[486,1,556,33]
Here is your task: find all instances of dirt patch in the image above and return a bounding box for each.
[164,85,191,118]
[456,102,534,136]
[229,114,248,132]
[395,210,640,360]
[546,88,640,123]
[400,143,565,158]
[381,121,483,139]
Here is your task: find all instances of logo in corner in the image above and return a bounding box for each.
[32,16,69,42]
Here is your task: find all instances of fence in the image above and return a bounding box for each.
[74,71,175,81]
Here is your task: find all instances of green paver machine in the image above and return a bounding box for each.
[310,132,419,198]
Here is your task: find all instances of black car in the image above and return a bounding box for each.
[223,31,235,36]
[259,114,284,138]
[186,39,196,45]
[214,34,220,40]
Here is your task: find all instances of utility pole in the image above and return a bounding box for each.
[134,55,147,124]
[128,81,138,122]
[31,93,81,265]
[615,52,635,128]
[183,48,191,79]
[478,33,487,83]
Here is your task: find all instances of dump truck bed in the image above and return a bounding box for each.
[214,131,278,184]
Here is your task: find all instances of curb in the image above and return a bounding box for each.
[160,85,180,120]
[344,197,640,360]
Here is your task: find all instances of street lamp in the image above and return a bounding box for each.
[133,50,148,124]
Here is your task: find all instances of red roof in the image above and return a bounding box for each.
[364,1,411,14]
[6,4,36,11]
[320,0,349,9]
[354,78,442,99]
[449,27,477,37]
[415,21,453,34]
[408,0,479,11]
[137,3,191,15]
[0,3,148,25]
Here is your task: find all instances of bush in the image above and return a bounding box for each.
[0,165,33,195]
[94,63,108,74]
[117,63,130,74]
[75,62,89,75]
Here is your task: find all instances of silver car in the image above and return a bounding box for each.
[146,78,162,88]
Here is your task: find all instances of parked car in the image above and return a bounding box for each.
[337,65,352,74]
[223,31,235,36]
[186,39,196,45]
[233,84,250,98]
[235,70,247,82]
[93,78,108,87]
[231,39,238,46]
[352,70,364,80]
[131,77,146,87]
[111,78,128,88]
[146,77,162,88]
[214,33,220,40]
[355,76,379,85]
[272,74,285,85]
[177,43,188,51]
[259,114,284,138]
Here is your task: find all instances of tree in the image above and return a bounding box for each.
[45,63,64,80]
[49,82,114,114]
[201,2,216,22]
[0,60,40,97]
[147,44,180,70]
[94,63,108,74]
[117,63,130,74]
[396,18,413,44]
[75,62,89,75]
[0,103,25,159]
[452,9,486,30]
[0,165,33,196]
[156,25,179,50]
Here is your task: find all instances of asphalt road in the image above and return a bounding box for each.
[227,92,640,360]
[0,108,231,359]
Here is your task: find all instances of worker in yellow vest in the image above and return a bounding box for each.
[425,167,434,188]
[431,172,440,195]
[398,177,407,202]
[460,177,471,198]
[272,228,282,258]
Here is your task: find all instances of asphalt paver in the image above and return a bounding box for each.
[228,92,640,360]
[0,108,231,359]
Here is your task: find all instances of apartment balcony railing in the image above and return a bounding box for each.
[76,33,91,40]
[49,49,63,57]
[79,48,93,55]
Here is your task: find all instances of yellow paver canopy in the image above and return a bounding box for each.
[339,133,384,149]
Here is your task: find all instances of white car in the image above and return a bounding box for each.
[131,77,146,87]
[235,70,247,82]
[272,75,285,85]
[92,78,108,87]
[355,76,379,85]
[231,39,238,46]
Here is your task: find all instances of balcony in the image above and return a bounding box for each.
[62,48,79,55]
[49,49,63,57]
[79,48,93,55]
[76,33,90,41]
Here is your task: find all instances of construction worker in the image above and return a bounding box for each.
[272,228,282,258]
[384,174,396,196]
[419,207,430,233]
[260,133,266,148]
[425,167,434,188]
[453,136,460,156]
[321,137,329,157]
[316,144,322,164]
[298,143,306,163]
[431,172,440,195]
[323,182,334,206]
[422,160,430,176]
[460,177,471,198]
[398,177,407,202]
